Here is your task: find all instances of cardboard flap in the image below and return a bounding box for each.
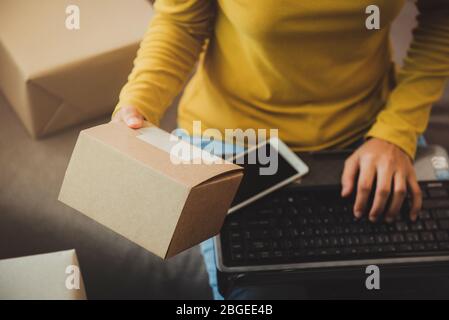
[83,122,243,187]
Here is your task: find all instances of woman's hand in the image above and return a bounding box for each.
[111,106,145,129]
[341,138,422,223]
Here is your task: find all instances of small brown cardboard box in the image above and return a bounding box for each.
[0,0,152,138]
[0,250,87,300]
[59,122,243,259]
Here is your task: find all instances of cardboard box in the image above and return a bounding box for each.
[0,0,153,138]
[0,250,87,300]
[59,122,243,259]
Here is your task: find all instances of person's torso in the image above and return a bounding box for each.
[178,0,405,151]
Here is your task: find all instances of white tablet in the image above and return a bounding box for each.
[228,137,309,213]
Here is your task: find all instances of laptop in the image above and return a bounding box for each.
[215,146,449,273]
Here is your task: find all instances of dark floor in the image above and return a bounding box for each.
[0,1,448,299]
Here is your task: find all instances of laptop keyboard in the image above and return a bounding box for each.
[219,181,449,268]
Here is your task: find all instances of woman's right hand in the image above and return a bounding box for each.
[111,106,145,129]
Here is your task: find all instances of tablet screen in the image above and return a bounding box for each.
[230,141,300,210]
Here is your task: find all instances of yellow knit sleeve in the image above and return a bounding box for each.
[367,0,449,158]
[113,0,216,125]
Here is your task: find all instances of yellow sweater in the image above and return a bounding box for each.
[115,0,449,158]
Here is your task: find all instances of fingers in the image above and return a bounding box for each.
[407,173,422,222]
[384,172,407,223]
[112,106,144,129]
[368,166,393,222]
[353,159,376,219]
[341,155,359,197]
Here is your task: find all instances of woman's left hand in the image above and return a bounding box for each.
[341,137,422,223]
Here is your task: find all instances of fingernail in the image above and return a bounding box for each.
[354,210,362,218]
[126,117,140,126]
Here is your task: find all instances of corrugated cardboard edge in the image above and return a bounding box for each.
[165,170,243,258]
[0,39,36,136]
[69,249,88,300]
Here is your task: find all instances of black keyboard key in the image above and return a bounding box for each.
[436,231,449,241]
[439,220,449,230]
[306,249,318,257]
[280,217,293,227]
[396,221,409,232]
[426,243,440,251]
[250,229,271,239]
[229,220,242,228]
[381,245,396,253]
[272,242,282,252]
[421,232,435,242]
[321,237,331,247]
[405,232,420,243]
[329,236,339,246]
[230,231,242,239]
[291,250,303,258]
[428,188,449,198]
[425,220,438,231]
[411,221,424,231]
[423,199,449,209]
[282,239,294,249]
[413,243,427,251]
[259,251,271,259]
[433,209,449,219]
[271,228,283,238]
[248,219,272,227]
[286,228,299,237]
[297,239,309,249]
[300,228,314,237]
[231,243,243,251]
[419,210,432,220]
[439,242,449,250]
[318,248,330,256]
[375,234,389,244]
[258,208,275,215]
[231,252,244,261]
[398,244,414,252]
[359,246,372,254]
[391,233,405,243]
[250,241,270,250]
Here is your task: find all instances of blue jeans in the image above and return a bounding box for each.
[175,130,245,300]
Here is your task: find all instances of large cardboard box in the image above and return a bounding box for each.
[0,0,152,138]
[59,122,243,259]
[0,250,87,300]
